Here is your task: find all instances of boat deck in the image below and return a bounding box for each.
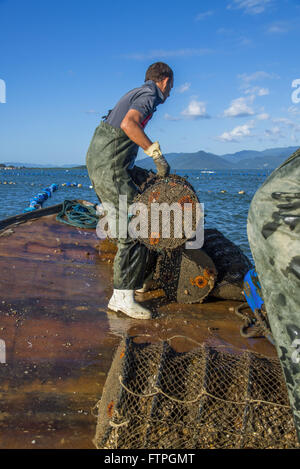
[0,205,276,449]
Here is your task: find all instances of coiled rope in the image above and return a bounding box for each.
[56,199,99,229]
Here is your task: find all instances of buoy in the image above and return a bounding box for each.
[77,184,82,188]
[23,183,58,213]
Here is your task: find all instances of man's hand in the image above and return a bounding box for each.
[144,141,170,178]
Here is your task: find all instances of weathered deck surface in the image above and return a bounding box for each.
[0,209,276,449]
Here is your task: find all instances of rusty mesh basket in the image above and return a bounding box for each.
[93,335,299,449]
[133,175,200,251]
[154,248,217,304]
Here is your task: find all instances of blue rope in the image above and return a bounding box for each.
[56,199,99,229]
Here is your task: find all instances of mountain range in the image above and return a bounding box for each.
[137,146,299,171]
[1,146,299,170]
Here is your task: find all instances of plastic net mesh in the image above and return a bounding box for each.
[94,336,299,449]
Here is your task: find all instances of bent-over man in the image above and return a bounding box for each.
[86,62,173,319]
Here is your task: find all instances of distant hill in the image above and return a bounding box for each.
[2,146,298,170]
[137,146,299,170]
[138,150,235,171]
[222,146,299,169]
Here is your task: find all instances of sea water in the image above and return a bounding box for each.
[0,167,271,260]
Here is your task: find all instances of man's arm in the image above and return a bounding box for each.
[121,108,170,178]
[120,109,152,150]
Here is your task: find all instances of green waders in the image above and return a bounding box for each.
[247,148,300,440]
[86,121,148,290]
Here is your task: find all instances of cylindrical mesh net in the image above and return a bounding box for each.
[94,336,299,449]
[133,175,200,251]
[154,248,217,304]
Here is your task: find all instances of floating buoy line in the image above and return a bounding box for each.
[21,182,95,212]
[23,183,59,212]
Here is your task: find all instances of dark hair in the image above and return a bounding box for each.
[145,62,173,83]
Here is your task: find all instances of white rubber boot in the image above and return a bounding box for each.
[108,289,152,320]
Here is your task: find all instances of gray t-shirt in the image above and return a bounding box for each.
[105,80,165,129]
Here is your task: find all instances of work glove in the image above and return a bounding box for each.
[144,141,170,178]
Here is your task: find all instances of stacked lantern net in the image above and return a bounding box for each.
[93,335,299,450]
[132,173,253,304]
[133,174,219,303]
[154,248,217,304]
[153,229,253,304]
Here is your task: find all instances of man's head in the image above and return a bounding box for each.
[145,62,174,101]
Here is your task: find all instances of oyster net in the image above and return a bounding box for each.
[93,336,299,449]
[133,176,200,251]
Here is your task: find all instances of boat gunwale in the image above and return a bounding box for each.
[0,202,64,231]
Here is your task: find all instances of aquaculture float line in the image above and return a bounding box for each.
[23,183,59,213]
[22,182,93,213]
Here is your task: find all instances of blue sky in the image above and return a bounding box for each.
[0,0,300,165]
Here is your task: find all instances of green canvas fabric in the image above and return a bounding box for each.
[86,121,148,289]
[247,147,300,440]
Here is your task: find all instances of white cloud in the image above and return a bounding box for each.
[257,112,270,120]
[223,97,255,118]
[245,86,269,96]
[123,48,212,60]
[181,100,210,119]
[227,0,273,15]
[218,120,255,142]
[177,82,191,93]
[195,10,214,21]
[272,117,300,132]
[238,71,278,85]
[257,88,270,96]
[262,117,300,142]
[164,113,181,121]
[264,126,283,139]
[272,117,294,127]
[267,21,290,34]
[288,106,300,116]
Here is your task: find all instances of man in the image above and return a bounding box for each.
[86,62,174,320]
[247,147,300,441]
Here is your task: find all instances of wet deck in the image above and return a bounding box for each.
[0,208,276,449]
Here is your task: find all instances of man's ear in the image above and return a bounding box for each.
[158,77,169,92]
[163,77,169,88]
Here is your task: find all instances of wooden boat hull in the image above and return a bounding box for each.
[0,201,289,449]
